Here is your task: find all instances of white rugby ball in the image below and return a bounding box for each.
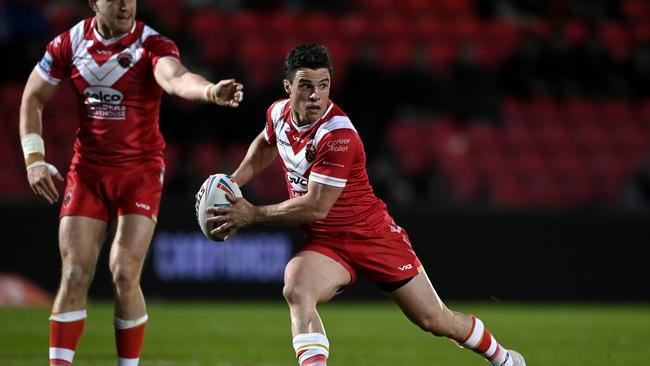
[195,174,242,242]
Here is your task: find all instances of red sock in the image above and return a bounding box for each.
[49,310,86,366]
[115,315,148,366]
[300,353,327,366]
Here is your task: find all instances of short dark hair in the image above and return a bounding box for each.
[284,44,333,82]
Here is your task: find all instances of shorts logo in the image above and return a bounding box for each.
[398,264,413,271]
[135,202,151,211]
[63,189,74,207]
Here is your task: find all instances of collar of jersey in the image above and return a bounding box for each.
[92,17,136,46]
[290,101,334,132]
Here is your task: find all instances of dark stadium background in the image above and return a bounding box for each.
[1,0,649,303]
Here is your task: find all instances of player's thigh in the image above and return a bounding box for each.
[284,250,352,303]
[109,214,156,272]
[389,271,451,323]
[59,215,108,269]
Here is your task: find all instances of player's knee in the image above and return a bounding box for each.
[61,264,92,290]
[110,265,139,294]
[282,282,313,306]
[414,313,453,337]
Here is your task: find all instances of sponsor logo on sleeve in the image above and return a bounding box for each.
[327,138,350,152]
[38,51,53,73]
[322,161,345,168]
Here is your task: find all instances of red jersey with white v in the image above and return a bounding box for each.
[35,18,180,167]
[264,99,391,240]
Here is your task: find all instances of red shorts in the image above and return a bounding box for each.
[59,162,164,222]
[303,222,423,285]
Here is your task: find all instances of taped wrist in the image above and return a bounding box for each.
[21,133,45,168]
[204,84,216,103]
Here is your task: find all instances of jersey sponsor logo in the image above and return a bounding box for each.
[96,49,112,55]
[83,86,124,105]
[38,51,54,74]
[277,138,291,147]
[287,172,308,187]
[292,135,305,143]
[326,138,350,152]
[398,264,413,271]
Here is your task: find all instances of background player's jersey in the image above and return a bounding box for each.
[36,18,180,167]
[264,99,392,240]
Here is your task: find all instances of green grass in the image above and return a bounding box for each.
[1,300,649,365]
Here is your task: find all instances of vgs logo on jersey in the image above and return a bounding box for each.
[84,86,126,120]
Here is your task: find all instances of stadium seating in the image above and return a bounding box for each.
[5,0,650,209]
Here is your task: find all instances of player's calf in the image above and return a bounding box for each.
[49,310,86,366]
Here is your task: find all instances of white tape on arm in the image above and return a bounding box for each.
[21,133,45,158]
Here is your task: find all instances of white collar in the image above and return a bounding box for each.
[92,17,136,45]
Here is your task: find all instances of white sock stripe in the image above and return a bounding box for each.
[292,332,330,351]
[298,347,329,364]
[49,310,87,322]
[49,347,75,362]
[461,317,485,349]
[483,335,498,357]
[118,357,140,366]
[115,314,148,329]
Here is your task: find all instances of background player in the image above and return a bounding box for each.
[207,44,525,366]
[19,0,243,365]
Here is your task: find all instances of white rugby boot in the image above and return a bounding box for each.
[508,349,526,366]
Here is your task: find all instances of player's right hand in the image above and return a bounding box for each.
[27,162,64,204]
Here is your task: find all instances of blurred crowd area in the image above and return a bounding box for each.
[2,0,650,209]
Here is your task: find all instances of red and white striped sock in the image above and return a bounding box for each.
[459,316,513,366]
[293,332,329,366]
[49,310,87,366]
[114,314,148,366]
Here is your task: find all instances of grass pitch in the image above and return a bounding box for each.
[1,300,649,366]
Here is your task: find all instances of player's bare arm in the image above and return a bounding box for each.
[19,69,64,204]
[230,132,278,186]
[153,57,243,107]
[207,181,343,239]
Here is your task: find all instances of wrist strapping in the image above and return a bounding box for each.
[26,160,60,176]
[204,84,216,103]
[21,133,45,158]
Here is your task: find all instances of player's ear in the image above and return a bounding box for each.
[89,0,98,11]
[283,79,290,94]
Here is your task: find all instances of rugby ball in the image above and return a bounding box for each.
[195,174,242,242]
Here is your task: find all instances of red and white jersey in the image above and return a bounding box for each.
[35,18,180,167]
[264,99,391,240]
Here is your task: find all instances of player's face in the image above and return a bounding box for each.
[285,68,331,126]
[92,0,136,37]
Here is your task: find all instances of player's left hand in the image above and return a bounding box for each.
[210,79,244,108]
[207,193,256,240]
